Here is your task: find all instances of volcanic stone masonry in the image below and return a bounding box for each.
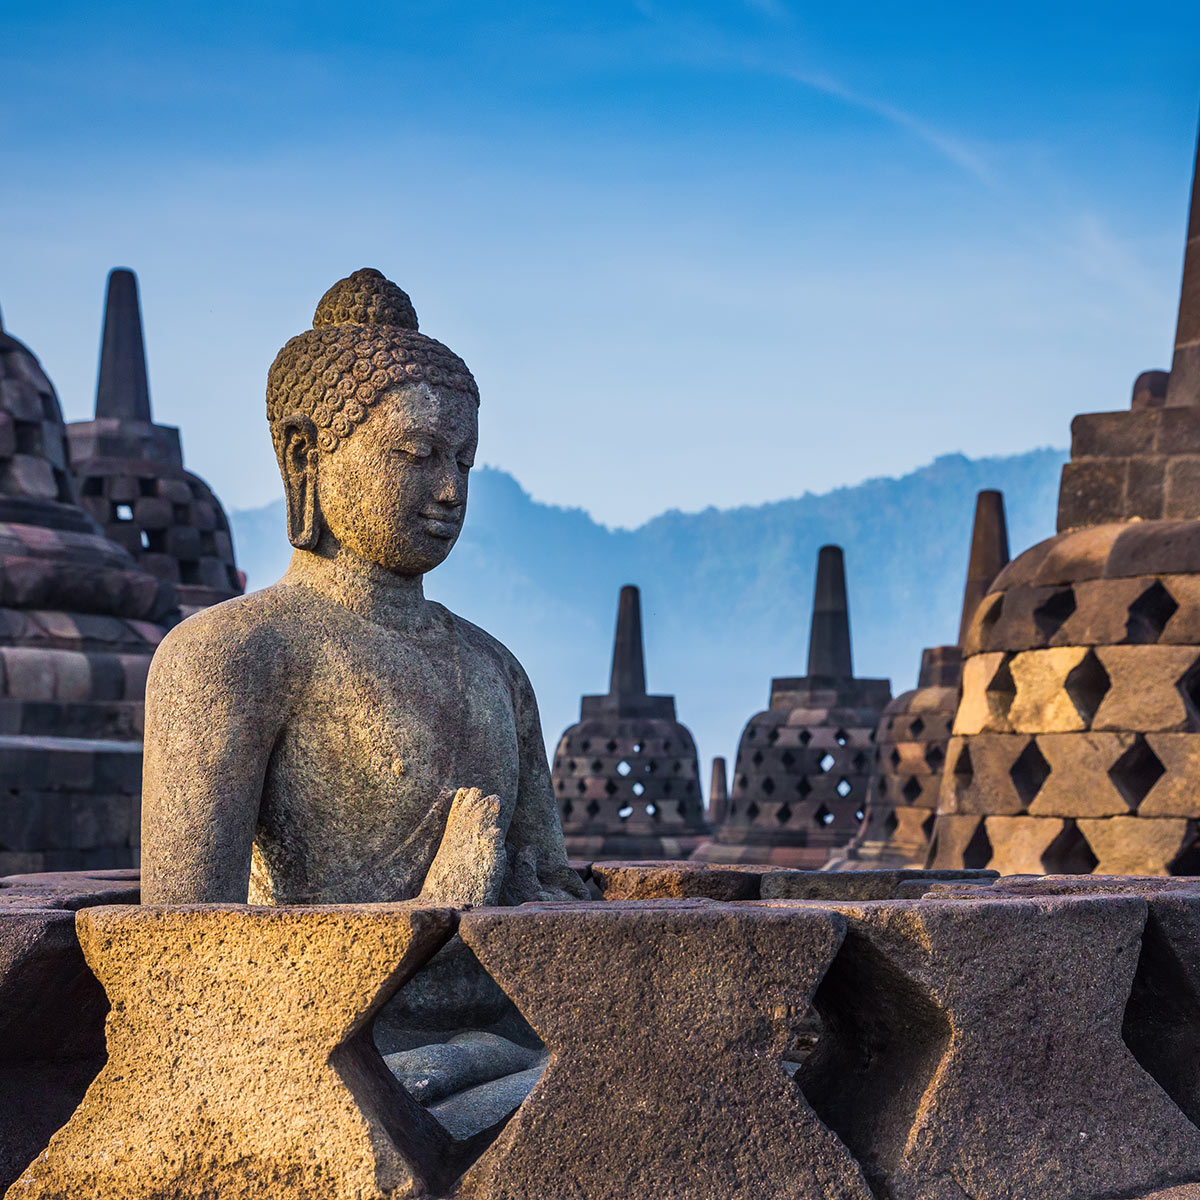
[551,585,707,860]
[930,120,1200,876]
[0,302,175,874]
[694,545,891,866]
[840,489,1010,868]
[67,269,243,617]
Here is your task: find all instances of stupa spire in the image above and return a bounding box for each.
[1167,119,1200,406]
[807,545,853,679]
[608,584,647,697]
[95,268,152,422]
[708,756,728,826]
[957,490,1010,646]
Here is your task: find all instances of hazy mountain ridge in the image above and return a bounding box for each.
[230,448,1068,769]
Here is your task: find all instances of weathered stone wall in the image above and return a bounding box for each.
[6,865,1200,1198]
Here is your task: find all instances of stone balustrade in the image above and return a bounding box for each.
[3,865,1200,1199]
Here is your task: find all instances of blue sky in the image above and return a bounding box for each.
[2,1,1199,525]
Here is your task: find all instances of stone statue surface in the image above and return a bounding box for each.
[140,269,586,907]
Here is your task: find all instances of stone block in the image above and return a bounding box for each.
[1037,523,1122,584]
[1008,647,1092,733]
[132,496,172,530]
[937,734,1028,815]
[1159,406,1200,455]
[1070,409,1160,458]
[457,900,873,1199]
[953,652,1014,735]
[590,861,763,900]
[1078,816,1194,875]
[1141,734,1200,816]
[983,814,1071,874]
[1109,521,1200,579]
[1094,645,1200,732]
[796,894,1200,1199]
[1029,732,1137,816]
[1166,457,1200,520]
[1057,460,1127,531]
[13,903,461,1200]
[1063,576,1156,646]
[1126,456,1167,519]
[1158,575,1200,643]
[760,869,996,901]
[926,814,992,870]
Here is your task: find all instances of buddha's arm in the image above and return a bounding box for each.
[502,661,589,903]
[140,610,289,904]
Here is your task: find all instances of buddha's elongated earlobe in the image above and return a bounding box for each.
[281,414,321,550]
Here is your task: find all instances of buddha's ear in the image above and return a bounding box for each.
[280,413,321,550]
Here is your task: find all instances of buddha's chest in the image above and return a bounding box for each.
[269,624,520,823]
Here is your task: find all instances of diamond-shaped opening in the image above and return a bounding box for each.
[1122,910,1200,1126]
[889,748,901,768]
[762,777,776,795]
[1040,820,1098,874]
[921,811,936,841]
[632,781,646,797]
[616,760,631,777]
[776,802,793,825]
[1033,587,1076,642]
[1063,649,1111,726]
[961,820,992,869]
[798,928,952,1197]
[606,740,618,753]
[885,811,901,837]
[796,777,812,797]
[576,780,586,795]
[1177,657,1200,730]
[618,804,634,820]
[767,728,780,744]
[746,801,761,820]
[902,776,923,804]
[586,799,600,817]
[373,941,547,1182]
[854,807,865,822]
[1126,580,1179,644]
[645,803,658,817]
[1009,739,1051,807]
[853,751,869,771]
[819,753,835,773]
[603,780,617,796]
[836,778,852,798]
[752,751,764,767]
[1108,735,1165,810]
[813,804,834,826]
[909,716,925,738]
[590,759,603,773]
[781,750,796,768]
[834,729,849,746]
[799,730,812,745]
[924,744,944,772]
[985,654,1016,721]
[561,799,573,818]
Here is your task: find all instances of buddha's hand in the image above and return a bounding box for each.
[418,787,510,907]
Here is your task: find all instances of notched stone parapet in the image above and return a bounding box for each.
[10,902,459,1200]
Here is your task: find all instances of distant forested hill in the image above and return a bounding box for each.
[230,449,1068,774]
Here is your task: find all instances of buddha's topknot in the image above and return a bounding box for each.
[266,268,478,460]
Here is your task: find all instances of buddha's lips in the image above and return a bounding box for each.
[421,514,462,538]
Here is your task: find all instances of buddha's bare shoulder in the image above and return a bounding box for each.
[437,605,536,698]
[147,581,322,699]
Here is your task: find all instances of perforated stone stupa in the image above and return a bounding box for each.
[551,585,707,860]
[843,490,1010,867]
[67,269,242,617]
[0,300,175,873]
[930,123,1200,875]
[695,545,891,866]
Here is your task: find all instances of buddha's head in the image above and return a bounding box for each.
[267,269,479,576]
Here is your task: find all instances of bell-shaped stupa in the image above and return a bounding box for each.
[551,585,707,860]
[0,298,176,873]
[695,545,891,866]
[842,490,1010,867]
[930,115,1200,875]
[67,269,243,617]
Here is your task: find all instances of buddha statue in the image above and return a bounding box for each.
[140,269,587,909]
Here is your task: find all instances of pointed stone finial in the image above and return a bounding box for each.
[608,585,647,697]
[709,757,728,825]
[958,489,1010,646]
[1167,119,1200,406]
[807,545,853,679]
[95,268,152,422]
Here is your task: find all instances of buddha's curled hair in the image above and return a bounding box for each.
[266,268,478,460]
